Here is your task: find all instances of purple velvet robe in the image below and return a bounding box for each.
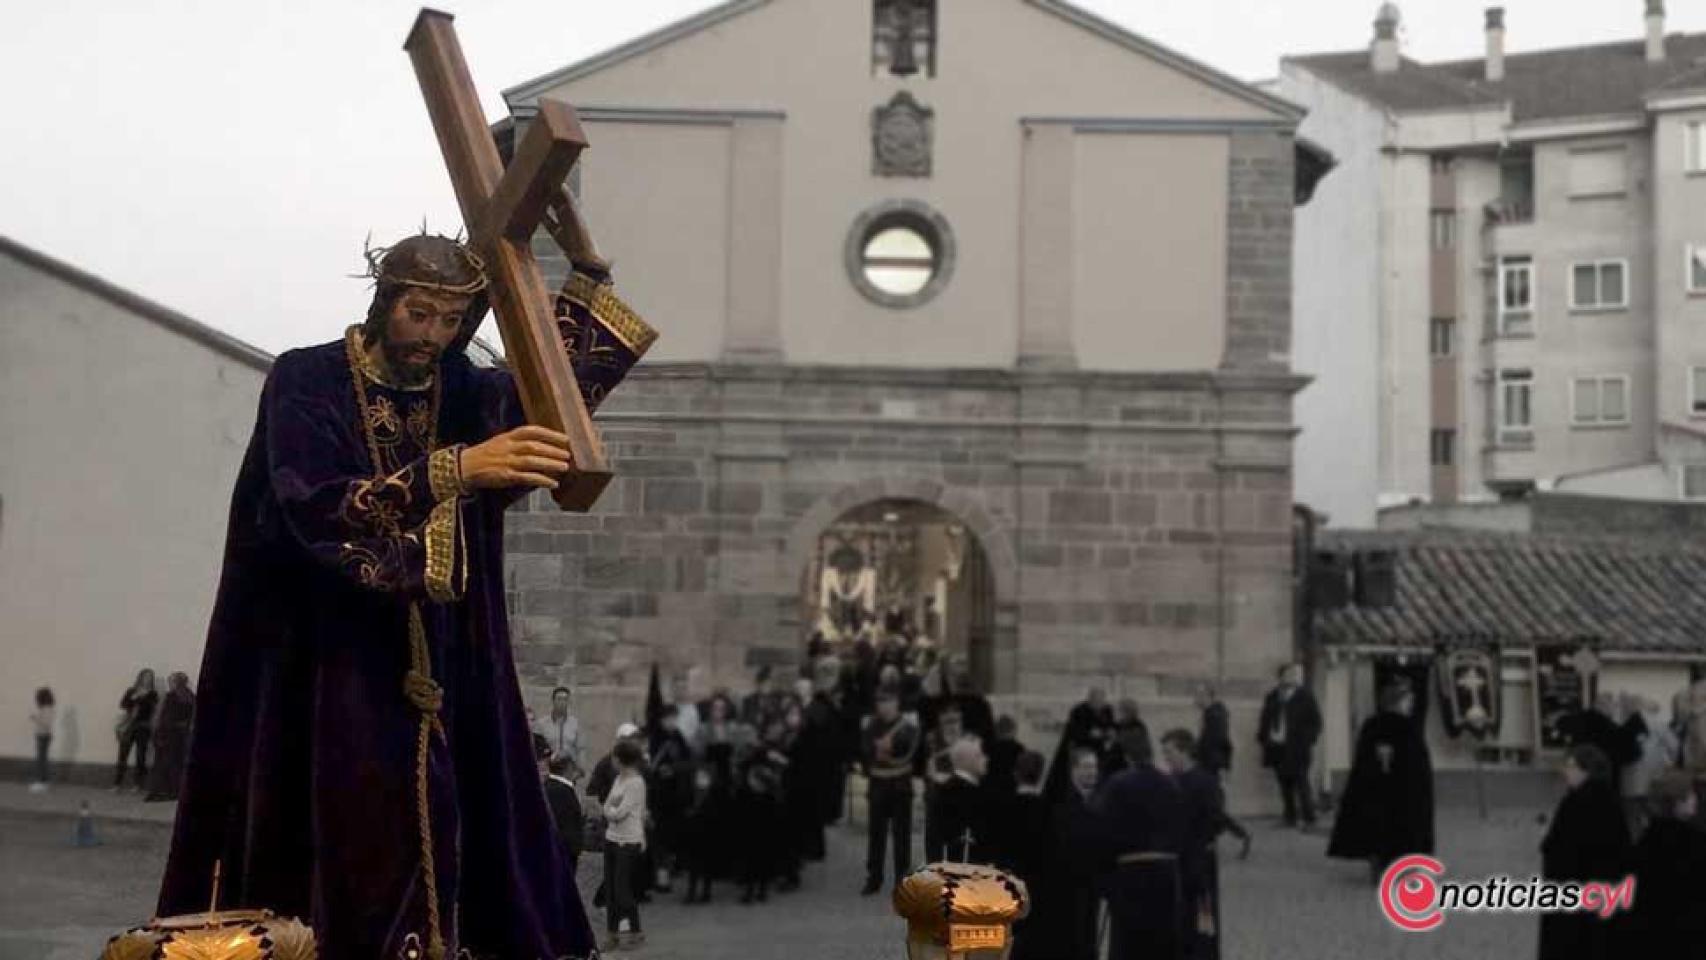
[159,280,652,960]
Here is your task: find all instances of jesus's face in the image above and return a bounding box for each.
[382,288,473,386]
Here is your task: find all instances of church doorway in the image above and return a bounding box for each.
[800,498,997,693]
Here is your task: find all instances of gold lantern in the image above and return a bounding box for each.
[100,909,316,960]
[893,863,1030,960]
[100,863,316,960]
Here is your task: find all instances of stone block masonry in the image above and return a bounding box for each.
[505,361,1304,807]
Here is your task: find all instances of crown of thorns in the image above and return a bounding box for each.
[355,230,489,295]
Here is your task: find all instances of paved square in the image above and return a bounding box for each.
[0,786,1542,960]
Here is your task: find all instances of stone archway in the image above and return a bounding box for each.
[783,478,1019,693]
[783,476,1018,600]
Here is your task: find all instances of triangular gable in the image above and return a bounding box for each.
[505,0,1299,123]
[504,0,772,105]
[1024,0,1300,121]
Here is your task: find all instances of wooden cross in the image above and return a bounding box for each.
[404,8,609,511]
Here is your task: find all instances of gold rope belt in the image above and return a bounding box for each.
[347,335,451,960]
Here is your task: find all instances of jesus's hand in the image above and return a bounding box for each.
[459,426,573,490]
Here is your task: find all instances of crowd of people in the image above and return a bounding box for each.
[526,624,1257,959]
[1321,672,1706,957]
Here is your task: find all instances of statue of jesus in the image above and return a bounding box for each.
[155,234,655,960]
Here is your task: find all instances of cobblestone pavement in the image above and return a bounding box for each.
[0,784,1544,960]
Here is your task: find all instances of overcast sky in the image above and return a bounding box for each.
[4,0,1700,355]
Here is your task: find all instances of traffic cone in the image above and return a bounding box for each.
[74,800,99,847]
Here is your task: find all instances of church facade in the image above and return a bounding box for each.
[499,0,1317,807]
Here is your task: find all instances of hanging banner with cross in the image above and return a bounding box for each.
[1436,645,1501,739]
[404,8,632,512]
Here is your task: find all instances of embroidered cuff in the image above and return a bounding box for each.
[423,498,465,604]
[429,446,467,503]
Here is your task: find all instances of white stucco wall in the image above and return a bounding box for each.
[1278,63,1386,527]
[518,0,1282,370]
[0,248,266,767]
[1652,109,1706,438]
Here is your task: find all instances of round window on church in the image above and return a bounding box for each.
[863,226,934,296]
[845,200,955,309]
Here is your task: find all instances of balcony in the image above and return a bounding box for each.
[1484,440,1537,493]
[1484,199,1533,225]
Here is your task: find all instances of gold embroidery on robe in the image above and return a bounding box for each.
[562,272,657,356]
[423,499,464,604]
[340,469,415,537]
[366,395,402,439]
[339,533,420,592]
[427,447,464,504]
[406,400,435,449]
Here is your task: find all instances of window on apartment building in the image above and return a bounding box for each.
[1499,257,1535,336]
[1567,147,1628,198]
[1571,376,1630,426]
[1570,260,1628,310]
[1430,211,1457,250]
[1692,367,1706,417]
[1430,318,1456,358]
[1499,154,1536,220]
[1689,245,1706,294]
[1430,429,1457,467]
[1687,122,1706,174]
[1683,465,1706,500]
[1499,369,1534,442]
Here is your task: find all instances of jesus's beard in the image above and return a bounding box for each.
[382,337,441,387]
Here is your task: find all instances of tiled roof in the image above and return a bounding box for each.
[1291,33,1706,122]
[1315,529,1706,654]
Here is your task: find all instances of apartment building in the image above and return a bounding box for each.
[1280,1,1706,525]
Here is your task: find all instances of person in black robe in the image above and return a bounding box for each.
[1538,745,1631,960]
[831,660,864,824]
[795,661,846,862]
[932,736,995,863]
[679,764,730,905]
[1327,680,1434,881]
[1094,728,1186,960]
[1045,688,1116,801]
[647,706,694,894]
[776,696,810,891]
[985,715,1025,800]
[735,719,791,904]
[1258,663,1321,829]
[1161,730,1232,960]
[1620,769,1706,951]
[1043,750,1109,960]
[995,752,1057,960]
[1193,684,1250,858]
[145,672,195,802]
[1558,694,1640,787]
[1110,699,1149,773]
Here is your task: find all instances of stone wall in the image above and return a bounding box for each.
[504,363,1302,805]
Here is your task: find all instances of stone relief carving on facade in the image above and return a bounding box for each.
[872,91,933,178]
